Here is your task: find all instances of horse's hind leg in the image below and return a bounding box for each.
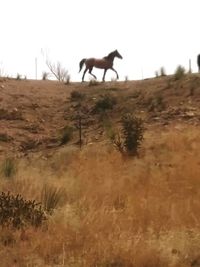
[82,67,88,82]
[89,68,97,80]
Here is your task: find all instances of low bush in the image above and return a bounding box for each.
[174,65,186,80]
[0,191,46,228]
[93,94,117,113]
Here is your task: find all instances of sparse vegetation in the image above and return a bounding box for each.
[20,139,41,152]
[1,158,17,178]
[1,73,200,266]
[88,78,99,86]
[155,67,166,77]
[41,184,66,214]
[42,71,49,80]
[70,90,85,101]
[112,113,144,156]
[124,75,129,82]
[16,73,21,80]
[174,65,186,80]
[60,125,73,145]
[147,95,166,112]
[0,133,12,142]
[160,66,166,76]
[46,60,70,82]
[0,191,46,228]
[64,74,71,85]
[93,94,117,113]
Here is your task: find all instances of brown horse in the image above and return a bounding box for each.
[79,50,123,82]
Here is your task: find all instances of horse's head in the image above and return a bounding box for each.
[114,50,123,59]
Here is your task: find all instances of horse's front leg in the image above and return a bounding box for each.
[102,69,107,82]
[111,67,119,80]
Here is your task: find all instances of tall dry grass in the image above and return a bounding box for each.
[0,125,200,266]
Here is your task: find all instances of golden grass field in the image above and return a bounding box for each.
[0,75,200,266]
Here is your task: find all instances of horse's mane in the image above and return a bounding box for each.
[103,50,115,60]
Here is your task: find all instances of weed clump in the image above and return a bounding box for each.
[1,158,17,179]
[147,95,165,112]
[0,191,46,228]
[60,125,74,145]
[88,79,99,86]
[70,90,85,101]
[41,184,66,214]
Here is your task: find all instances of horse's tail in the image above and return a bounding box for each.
[79,58,86,72]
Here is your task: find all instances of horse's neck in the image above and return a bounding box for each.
[105,53,115,62]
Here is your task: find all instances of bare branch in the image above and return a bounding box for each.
[45,59,69,82]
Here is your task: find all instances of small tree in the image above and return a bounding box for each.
[112,113,144,156]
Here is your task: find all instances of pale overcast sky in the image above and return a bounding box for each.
[0,0,199,81]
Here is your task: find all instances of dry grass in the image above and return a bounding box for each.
[0,125,200,266]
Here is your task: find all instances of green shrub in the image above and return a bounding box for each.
[174,65,186,80]
[1,158,17,178]
[93,94,117,113]
[112,113,144,156]
[0,191,46,228]
[41,184,65,214]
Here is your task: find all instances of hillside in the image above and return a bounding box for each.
[1,74,200,157]
[0,75,200,266]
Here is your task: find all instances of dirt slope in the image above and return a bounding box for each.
[0,74,200,157]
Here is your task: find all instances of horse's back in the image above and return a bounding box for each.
[85,58,112,69]
[85,58,95,68]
